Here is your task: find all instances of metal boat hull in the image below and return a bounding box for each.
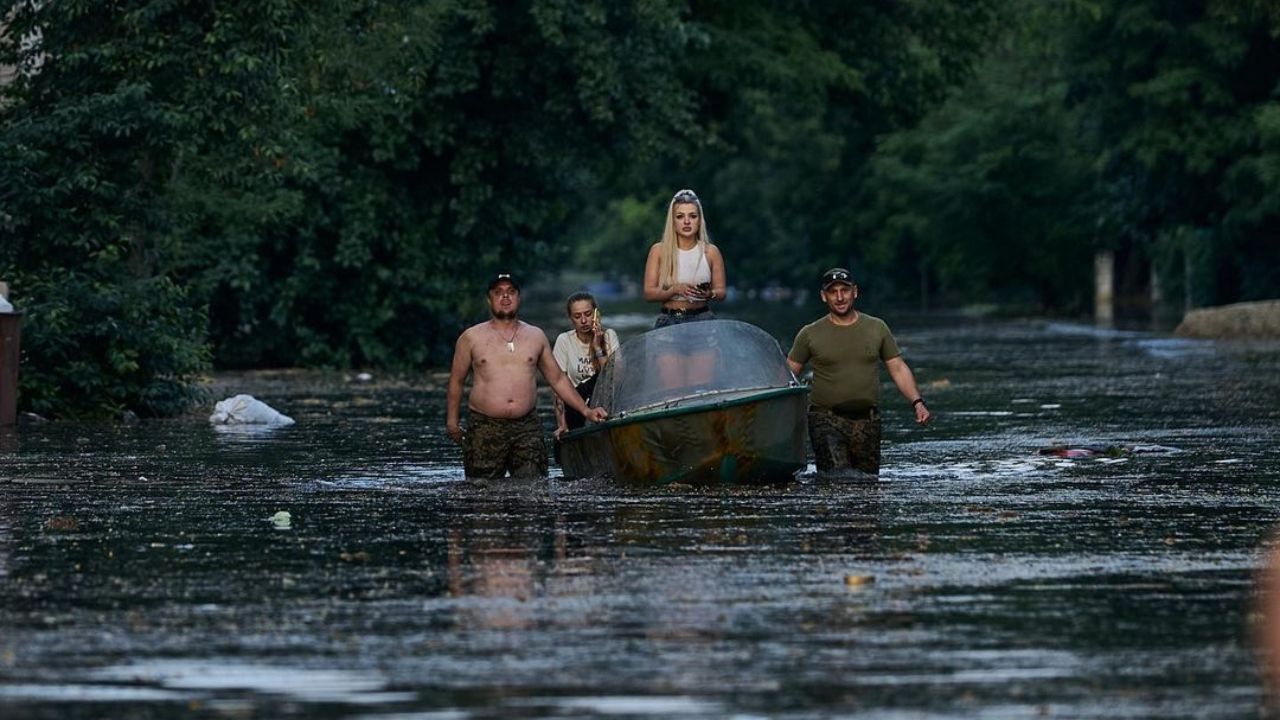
[559,386,808,484]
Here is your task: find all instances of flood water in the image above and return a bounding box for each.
[1,310,1279,718]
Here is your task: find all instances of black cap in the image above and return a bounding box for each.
[487,272,521,292]
[821,267,855,289]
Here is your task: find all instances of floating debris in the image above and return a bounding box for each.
[43,516,79,532]
[209,394,295,426]
[1038,444,1180,458]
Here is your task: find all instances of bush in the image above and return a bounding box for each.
[12,269,210,419]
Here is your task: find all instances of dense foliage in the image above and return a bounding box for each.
[853,0,1280,311]
[1058,0,1280,309]
[5,1,1279,417]
[852,2,1098,311]
[215,0,693,368]
[0,1,305,416]
[1,0,1001,416]
[571,1,1007,290]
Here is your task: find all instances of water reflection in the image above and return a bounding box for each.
[444,500,565,632]
[1257,537,1280,716]
[0,491,10,582]
[209,423,295,443]
[0,428,18,454]
[91,660,414,704]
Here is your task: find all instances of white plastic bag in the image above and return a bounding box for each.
[208,394,295,426]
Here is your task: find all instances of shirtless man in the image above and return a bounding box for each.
[446,273,608,478]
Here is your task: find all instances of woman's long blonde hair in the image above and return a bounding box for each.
[657,188,710,289]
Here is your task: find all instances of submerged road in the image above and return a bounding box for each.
[0,316,1278,718]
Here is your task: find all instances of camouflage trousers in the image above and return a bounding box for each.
[807,406,882,475]
[464,410,548,479]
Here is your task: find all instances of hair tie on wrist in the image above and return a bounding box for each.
[911,398,926,408]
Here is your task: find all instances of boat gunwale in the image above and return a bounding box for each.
[559,384,809,442]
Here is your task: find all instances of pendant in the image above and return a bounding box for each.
[506,341,515,353]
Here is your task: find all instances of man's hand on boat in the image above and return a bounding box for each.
[585,407,608,423]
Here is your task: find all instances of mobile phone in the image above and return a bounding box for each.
[592,308,601,323]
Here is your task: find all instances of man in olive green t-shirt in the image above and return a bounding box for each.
[787,268,932,475]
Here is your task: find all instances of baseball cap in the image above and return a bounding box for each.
[820,267,855,289]
[487,272,521,292]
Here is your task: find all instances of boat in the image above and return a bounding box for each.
[558,319,809,484]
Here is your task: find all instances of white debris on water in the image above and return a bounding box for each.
[208,394,294,426]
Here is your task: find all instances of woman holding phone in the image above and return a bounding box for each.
[642,188,728,388]
[552,291,618,438]
[643,188,727,325]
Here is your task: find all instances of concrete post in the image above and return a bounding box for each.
[1094,250,1115,325]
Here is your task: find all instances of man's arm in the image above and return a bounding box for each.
[786,327,808,379]
[551,335,572,437]
[884,356,931,425]
[445,332,473,443]
[539,342,608,423]
[553,395,568,438]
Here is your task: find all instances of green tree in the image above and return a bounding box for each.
[199,0,695,368]
[564,1,1007,293]
[0,0,307,417]
[1,0,696,415]
[853,1,1097,311]
[1061,0,1280,308]
[1,1,1025,416]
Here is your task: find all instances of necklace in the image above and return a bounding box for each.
[492,321,519,352]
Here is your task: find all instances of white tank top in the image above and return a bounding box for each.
[675,245,711,292]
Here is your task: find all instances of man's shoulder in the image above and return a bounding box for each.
[797,316,830,335]
[522,321,551,344]
[857,313,892,334]
[788,318,825,352]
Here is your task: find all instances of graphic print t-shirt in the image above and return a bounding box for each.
[553,329,620,387]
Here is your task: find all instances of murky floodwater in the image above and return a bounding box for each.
[1,311,1279,719]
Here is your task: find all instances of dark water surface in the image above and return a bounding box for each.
[2,314,1280,718]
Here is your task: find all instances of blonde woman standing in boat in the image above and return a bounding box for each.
[643,188,727,388]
